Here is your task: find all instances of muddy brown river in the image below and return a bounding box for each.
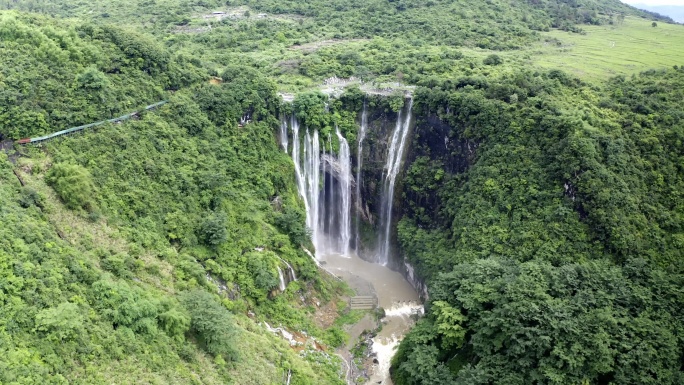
[320,252,423,384]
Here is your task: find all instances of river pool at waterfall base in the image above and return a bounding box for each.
[320,252,424,384]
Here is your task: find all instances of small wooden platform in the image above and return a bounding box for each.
[350,296,376,310]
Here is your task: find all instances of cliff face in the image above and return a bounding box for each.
[352,99,476,276]
[352,99,416,264]
[401,112,477,226]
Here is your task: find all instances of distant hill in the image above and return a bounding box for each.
[630,4,684,22]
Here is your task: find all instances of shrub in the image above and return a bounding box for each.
[274,206,310,245]
[45,163,96,211]
[180,290,239,361]
[35,302,84,342]
[18,187,44,209]
[199,211,228,246]
[483,54,503,66]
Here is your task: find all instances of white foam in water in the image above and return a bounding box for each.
[370,302,425,384]
[384,301,424,318]
[371,336,401,384]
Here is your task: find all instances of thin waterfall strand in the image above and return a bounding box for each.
[279,117,288,153]
[336,126,352,257]
[378,99,414,265]
[304,130,320,249]
[285,261,297,282]
[319,141,328,253]
[278,267,287,291]
[327,134,335,253]
[291,117,310,217]
[355,102,368,252]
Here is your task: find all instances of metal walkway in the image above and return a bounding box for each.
[15,101,167,145]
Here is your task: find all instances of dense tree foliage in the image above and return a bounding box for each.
[393,69,684,384]
[393,258,682,385]
[0,12,204,139]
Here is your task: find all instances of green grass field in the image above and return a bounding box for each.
[530,17,684,80]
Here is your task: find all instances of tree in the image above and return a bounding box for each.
[432,301,466,350]
[35,302,84,342]
[275,205,310,245]
[483,54,503,66]
[158,306,191,341]
[199,211,228,246]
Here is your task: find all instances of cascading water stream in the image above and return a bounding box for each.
[336,126,352,257]
[319,141,328,252]
[291,117,323,254]
[304,129,321,250]
[277,267,287,292]
[284,260,297,282]
[355,102,368,252]
[279,117,288,153]
[287,116,353,258]
[291,117,309,217]
[327,134,336,253]
[378,99,414,265]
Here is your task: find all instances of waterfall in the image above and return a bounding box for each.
[287,115,354,258]
[378,99,414,265]
[319,141,328,252]
[291,117,310,217]
[277,267,287,291]
[277,258,297,292]
[355,102,368,252]
[284,260,297,282]
[304,129,321,250]
[327,134,335,253]
[336,126,352,257]
[279,117,288,153]
[291,117,322,253]
[287,99,411,264]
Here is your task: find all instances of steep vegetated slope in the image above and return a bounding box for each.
[391,69,684,384]
[0,13,347,385]
[0,12,203,139]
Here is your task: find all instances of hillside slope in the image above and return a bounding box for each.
[0,13,347,385]
[391,66,684,384]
